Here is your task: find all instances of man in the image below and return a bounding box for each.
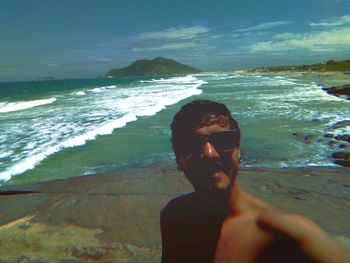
[161,100,350,263]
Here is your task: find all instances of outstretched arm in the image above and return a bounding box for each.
[257,210,350,263]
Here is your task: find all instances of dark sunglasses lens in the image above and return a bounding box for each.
[181,130,239,154]
[211,131,239,151]
[182,136,204,154]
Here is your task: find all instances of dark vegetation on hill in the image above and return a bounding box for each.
[105,57,201,77]
[250,59,350,73]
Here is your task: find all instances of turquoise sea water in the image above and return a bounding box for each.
[0,73,349,185]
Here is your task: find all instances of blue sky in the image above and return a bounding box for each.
[0,0,349,81]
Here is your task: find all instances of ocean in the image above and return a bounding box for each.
[0,73,349,185]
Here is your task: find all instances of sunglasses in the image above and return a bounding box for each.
[181,130,240,155]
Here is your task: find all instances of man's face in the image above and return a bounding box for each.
[178,122,240,193]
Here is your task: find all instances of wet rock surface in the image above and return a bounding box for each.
[327,120,350,167]
[332,152,350,167]
[330,120,350,130]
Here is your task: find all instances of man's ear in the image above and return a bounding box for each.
[232,147,240,162]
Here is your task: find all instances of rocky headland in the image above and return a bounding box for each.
[104,57,200,77]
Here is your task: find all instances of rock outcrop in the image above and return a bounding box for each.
[0,165,349,261]
[322,84,350,100]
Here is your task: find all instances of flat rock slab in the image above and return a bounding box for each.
[0,164,349,262]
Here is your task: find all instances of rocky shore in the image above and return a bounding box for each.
[0,164,349,262]
[292,118,350,167]
[322,84,350,100]
[321,81,350,167]
[259,71,350,168]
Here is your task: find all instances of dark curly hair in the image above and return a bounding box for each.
[171,100,240,168]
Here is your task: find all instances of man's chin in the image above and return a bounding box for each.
[186,169,236,192]
[200,180,232,193]
[208,183,231,192]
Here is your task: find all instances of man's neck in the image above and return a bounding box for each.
[226,184,254,217]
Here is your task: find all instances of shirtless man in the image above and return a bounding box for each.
[161,100,350,263]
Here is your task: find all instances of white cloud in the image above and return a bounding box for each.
[210,34,224,39]
[236,21,292,33]
[251,27,350,53]
[273,33,302,40]
[136,26,210,40]
[132,42,204,51]
[310,15,350,27]
[231,31,269,39]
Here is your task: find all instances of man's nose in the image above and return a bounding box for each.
[201,141,220,159]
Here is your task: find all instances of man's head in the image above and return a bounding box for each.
[171,100,241,192]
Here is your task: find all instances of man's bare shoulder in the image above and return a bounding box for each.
[161,192,197,219]
[256,209,325,241]
[243,190,320,238]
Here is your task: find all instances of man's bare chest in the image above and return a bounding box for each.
[213,217,272,263]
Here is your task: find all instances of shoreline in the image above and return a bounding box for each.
[0,164,349,261]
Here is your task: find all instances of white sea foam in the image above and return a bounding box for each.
[0,74,205,181]
[141,75,200,84]
[92,87,102,93]
[0,114,138,181]
[61,113,138,148]
[241,81,347,104]
[0,151,14,159]
[75,91,86,96]
[0,98,57,113]
[102,85,117,89]
[304,83,346,101]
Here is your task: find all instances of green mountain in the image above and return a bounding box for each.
[249,59,350,73]
[105,57,201,77]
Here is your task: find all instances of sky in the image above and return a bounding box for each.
[0,0,350,81]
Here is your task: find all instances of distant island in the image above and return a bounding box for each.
[248,59,350,73]
[38,76,55,81]
[105,57,201,77]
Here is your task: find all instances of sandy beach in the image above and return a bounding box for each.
[0,164,349,262]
